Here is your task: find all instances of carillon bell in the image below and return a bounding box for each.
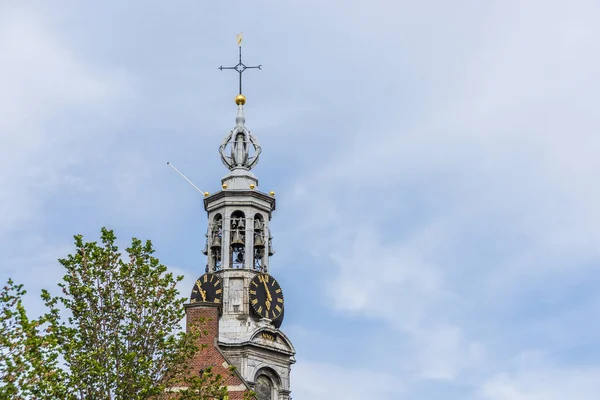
[231,230,245,246]
[210,235,222,249]
[232,218,245,229]
[254,233,265,249]
[268,236,275,256]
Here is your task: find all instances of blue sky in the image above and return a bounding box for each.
[2,1,600,399]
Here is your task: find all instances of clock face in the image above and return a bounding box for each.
[190,273,222,304]
[249,274,284,320]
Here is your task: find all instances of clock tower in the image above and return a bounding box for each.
[185,38,295,400]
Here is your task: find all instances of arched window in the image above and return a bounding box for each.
[255,375,273,400]
[230,211,246,269]
[253,213,265,271]
[210,214,223,271]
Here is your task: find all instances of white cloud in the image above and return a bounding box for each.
[2,237,73,316]
[0,4,135,332]
[286,0,600,312]
[277,0,600,394]
[0,6,131,236]
[328,224,445,330]
[412,324,485,381]
[478,365,600,400]
[292,361,401,400]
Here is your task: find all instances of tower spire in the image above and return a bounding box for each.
[218,33,262,174]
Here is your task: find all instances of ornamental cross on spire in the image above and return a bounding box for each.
[219,33,262,95]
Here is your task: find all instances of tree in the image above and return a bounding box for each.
[0,227,253,399]
[0,279,68,399]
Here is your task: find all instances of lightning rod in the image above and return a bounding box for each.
[166,161,205,195]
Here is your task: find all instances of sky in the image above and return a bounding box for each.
[1,1,600,399]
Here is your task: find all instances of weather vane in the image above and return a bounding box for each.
[219,33,262,95]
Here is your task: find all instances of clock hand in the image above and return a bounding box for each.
[262,279,272,301]
[195,283,207,302]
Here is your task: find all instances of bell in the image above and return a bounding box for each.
[231,230,245,246]
[202,241,208,255]
[254,233,265,249]
[210,235,222,249]
[268,237,275,256]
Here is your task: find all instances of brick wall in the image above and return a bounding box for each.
[185,303,250,400]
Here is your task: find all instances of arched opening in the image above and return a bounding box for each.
[253,213,265,272]
[255,375,274,400]
[230,211,245,269]
[209,214,223,271]
[253,367,281,400]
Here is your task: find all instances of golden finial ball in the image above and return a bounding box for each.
[222,184,228,189]
[235,94,246,105]
[269,191,275,196]
[203,192,210,197]
[250,183,255,189]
